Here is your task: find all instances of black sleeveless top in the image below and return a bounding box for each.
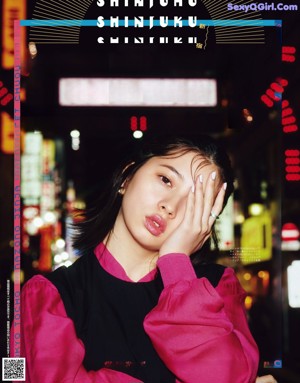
[47,252,225,383]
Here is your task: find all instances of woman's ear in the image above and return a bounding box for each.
[118,180,127,195]
[118,162,135,195]
[118,185,125,195]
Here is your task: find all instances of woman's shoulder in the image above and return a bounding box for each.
[23,274,55,288]
[21,252,93,295]
[21,274,60,300]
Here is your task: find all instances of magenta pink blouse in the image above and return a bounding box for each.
[11,244,259,383]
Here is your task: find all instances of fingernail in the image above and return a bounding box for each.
[199,174,203,183]
[211,171,216,180]
[191,184,195,193]
[223,182,227,190]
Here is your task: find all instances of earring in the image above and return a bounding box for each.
[118,187,125,195]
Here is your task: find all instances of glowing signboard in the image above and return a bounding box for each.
[240,211,272,264]
[2,0,26,69]
[287,261,300,308]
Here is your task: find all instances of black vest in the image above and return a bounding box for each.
[47,252,225,382]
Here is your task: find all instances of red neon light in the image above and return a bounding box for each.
[0,94,13,106]
[276,78,289,87]
[0,79,13,106]
[130,116,138,131]
[285,149,300,156]
[282,116,296,125]
[270,82,284,93]
[282,46,296,63]
[282,222,300,240]
[266,89,281,101]
[261,79,289,108]
[282,100,289,108]
[283,125,298,133]
[282,46,296,54]
[285,158,300,165]
[140,116,147,132]
[282,107,293,117]
[261,94,273,108]
[285,174,300,181]
[282,54,296,63]
[285,147,300,181]
[282,100,297,134]
[286,165,300,173]
[0,87,8,98]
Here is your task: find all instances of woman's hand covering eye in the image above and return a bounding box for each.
[159,172,226,257]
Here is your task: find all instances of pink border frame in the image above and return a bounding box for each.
[13,20,21,357]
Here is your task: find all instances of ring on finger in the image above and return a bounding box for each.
[210,210,219,219]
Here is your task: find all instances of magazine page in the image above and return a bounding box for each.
[0,0,299,382]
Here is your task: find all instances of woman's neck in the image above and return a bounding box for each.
[104,232,158,282]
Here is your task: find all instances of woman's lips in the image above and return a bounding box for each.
[144,215,167,236]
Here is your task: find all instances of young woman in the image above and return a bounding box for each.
[14,136,277,383]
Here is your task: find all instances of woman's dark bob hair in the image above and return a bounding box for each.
[72,135,234,264]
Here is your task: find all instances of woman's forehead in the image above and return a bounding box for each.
[148,152,216,174]
[152,151,208,165]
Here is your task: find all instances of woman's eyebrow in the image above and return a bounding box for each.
[159,164,184,180]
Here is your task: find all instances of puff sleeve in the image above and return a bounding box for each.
[11,275,142,383]
[144,254,259,383]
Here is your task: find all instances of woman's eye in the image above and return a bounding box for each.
[160,176,172,187]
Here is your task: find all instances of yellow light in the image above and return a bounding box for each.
[244,295,253,310]
[11,270,25,284]
[1,112,14,154]
[258,271,270,290]
[258,271,266,279]
[28,42,37,58]
[2,0,26,69]
[236,214,245,224]
[243,272,252,281]
[20,88,26,102]
[73,200,86,210]
[248,203,264,216]
[242,108,253,123]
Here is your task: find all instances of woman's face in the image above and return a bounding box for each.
[114,151,220,256]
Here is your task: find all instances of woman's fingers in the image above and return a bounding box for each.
[255,375,278,383]
[193,174,204,226]
[201,171,219,226]
[182,184,196,226]
[191,171,226,232]
[208,182,227,226]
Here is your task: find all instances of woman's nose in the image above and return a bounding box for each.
[159,202,175,218]
[159,191,189,219]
